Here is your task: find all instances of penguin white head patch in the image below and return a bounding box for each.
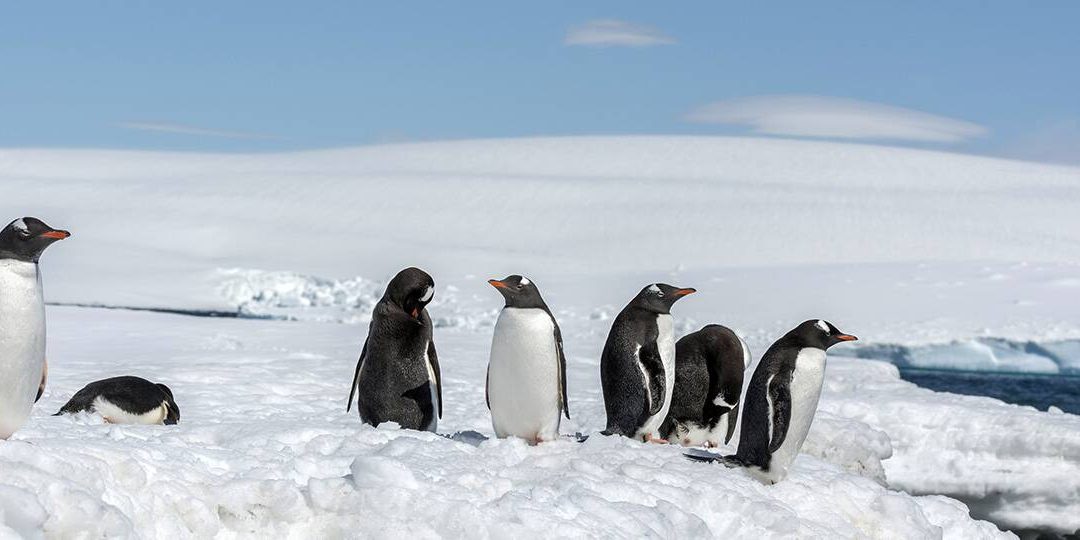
[11,219,28,234]
[420,287,434,302]
[519,277,531,286]
[647,284,662,295]
[815,320,830,333]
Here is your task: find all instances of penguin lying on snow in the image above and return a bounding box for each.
[601,283,696,442]
[0,217,70,439]
[686,320,857,484]
[56,376,180,425]
[486,275,569,444]
[661,324,750,447]
[348,267,442,432]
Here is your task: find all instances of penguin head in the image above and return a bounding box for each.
[156,383,180,425]
[791,319,858,350]
[384,267,436,321]
[632,283,696,314]
[0,217,71,263]
[488,275,548,309]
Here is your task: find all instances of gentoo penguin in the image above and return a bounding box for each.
[660,324,750,447]
[486,275,569,444]
[0,217,69,439]
[686,320,857,484]
[347,267,442,432]
[600,283,696,442]
[55,376,180,425]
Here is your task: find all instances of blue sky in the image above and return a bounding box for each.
[2,1,1077,163]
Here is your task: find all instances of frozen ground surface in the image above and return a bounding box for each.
[1,137,1079,536]
[0,306,1018,539]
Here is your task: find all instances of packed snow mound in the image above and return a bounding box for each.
[838,338,1080,374]
[820,358,1080,534]
[2,306,1011,538]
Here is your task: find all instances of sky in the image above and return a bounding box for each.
[1,1,1078,164]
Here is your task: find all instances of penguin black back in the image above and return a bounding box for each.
[347,267,442,432]
[661,324,748,445]
[600,283,695,438]
[56,376,180,425]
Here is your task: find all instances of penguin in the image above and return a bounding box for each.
[685,319,857,484]
[0,217,69,439]
[660,324,750,447]
[55,376,180,425]
[600,283,696,442]
[347,267,442,432]
[485,275,569,444]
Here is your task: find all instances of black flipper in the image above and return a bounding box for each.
[554,322,570,419]
[638,340,666,416]
[768,374,792,453]
[724,403,739,445]
[485,367,490,410]
[346,339,368,413]
[427,339,443,419]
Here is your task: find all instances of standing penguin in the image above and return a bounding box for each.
[347,267,442,432]
[600,283,696,442]
[686,320,857,484]
[661,324,750,447]
[486,275,569,444]
[0,217,69,439]
[55,376,180,425]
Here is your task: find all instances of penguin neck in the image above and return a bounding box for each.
[0,258,40,281]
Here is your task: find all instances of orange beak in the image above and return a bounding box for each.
[488,279,510,290]
[836,334,858,342]
[41,230,70,240]
[674,288,696,297]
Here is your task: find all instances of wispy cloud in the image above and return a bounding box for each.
[118,121,282,140]
[685,95,987,144]
[565,19,675,48]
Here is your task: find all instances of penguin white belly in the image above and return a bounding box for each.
[487,308,561,442]
[423,344,439,433]
[637,313,676,440]
[764,348,827,483]
[92,396,169,425]
[0,260,46,439]
[674,415,731,447]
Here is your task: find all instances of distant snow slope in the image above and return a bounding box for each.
[1,136,1078,307]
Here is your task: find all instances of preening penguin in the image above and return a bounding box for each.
[600,283,695,442]
[486,275,569,444]
[0,217,70,439]
[56,376,180,425]
[661,325,750,447]
[686,320,857,484]
[348,267,442,432]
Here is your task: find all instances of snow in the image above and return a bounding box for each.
[2,306,1009,538]
[2,136,1080,535]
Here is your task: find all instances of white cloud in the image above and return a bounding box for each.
[685,95,987,143]
[118,121,281,140]
[564,19,675,48]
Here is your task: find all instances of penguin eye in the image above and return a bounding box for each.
[16,229,31,240]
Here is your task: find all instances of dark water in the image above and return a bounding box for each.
[898,368,1080,414]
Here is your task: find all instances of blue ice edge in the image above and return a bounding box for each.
[834,338,1080,376]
